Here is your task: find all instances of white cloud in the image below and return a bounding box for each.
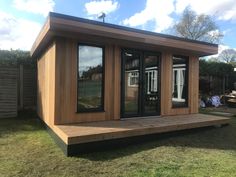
[123,0,175,32]
[13,0,55,17]
[218,45,230,54]
[123,0,236,33]
[85,0,118,16]
[0,11,41,50]
[175,0,236,21]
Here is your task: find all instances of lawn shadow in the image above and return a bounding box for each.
[78,119,236,161]
[0,110,45,137]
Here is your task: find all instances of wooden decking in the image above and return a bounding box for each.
[52,114,230,145]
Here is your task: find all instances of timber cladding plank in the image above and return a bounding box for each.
[37,42,56,126]
[104,44,113,120]
[0,66,18,118]
[113,45,121,120]
[189,56,199,113]
[160,52,171,115]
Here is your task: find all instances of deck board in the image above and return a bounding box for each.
[53,114,230,145]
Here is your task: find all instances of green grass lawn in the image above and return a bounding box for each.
[0,112,236,177]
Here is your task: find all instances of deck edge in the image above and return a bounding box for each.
[67,117,230,145]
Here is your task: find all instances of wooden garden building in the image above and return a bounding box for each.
[31,12,229,156]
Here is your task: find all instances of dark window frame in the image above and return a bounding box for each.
[172,55,189,108]
[77,43,105,113]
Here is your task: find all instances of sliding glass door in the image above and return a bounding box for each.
[121,49,160,118]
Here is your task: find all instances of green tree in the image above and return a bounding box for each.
[199,59,235,94]
[0,49,35,66]
[200,59,233,77]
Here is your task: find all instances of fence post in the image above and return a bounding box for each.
[19,64,24,110]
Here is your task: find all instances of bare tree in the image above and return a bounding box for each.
[173,8,223,43]
[219,49,236,63]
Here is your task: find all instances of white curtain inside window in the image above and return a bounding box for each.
[173,67,186,102]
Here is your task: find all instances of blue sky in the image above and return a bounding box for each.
[0,0,236,55]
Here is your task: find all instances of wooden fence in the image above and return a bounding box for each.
[0,65,36,118]
[0,67,18,118]
[19,65,37,109]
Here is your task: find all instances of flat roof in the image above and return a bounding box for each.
[31,12,218,57]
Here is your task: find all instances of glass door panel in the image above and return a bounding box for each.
[123,51,140,116]
[143,54,159,115]
[121,49,160,118]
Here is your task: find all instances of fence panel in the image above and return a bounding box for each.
[0,67,18,118]
[22,67,37,108]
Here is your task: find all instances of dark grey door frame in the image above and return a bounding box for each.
[120,48,161,118]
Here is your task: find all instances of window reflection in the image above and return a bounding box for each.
[78,45,104,112]
[172,56,188,107]
[144,55,159,113]
[124,52,140,114]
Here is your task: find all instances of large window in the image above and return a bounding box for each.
[172,56,188,108]
[77,45,104,112]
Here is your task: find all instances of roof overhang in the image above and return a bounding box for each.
[31,12,218,58]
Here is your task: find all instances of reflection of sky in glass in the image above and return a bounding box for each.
[78,45,103,77]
